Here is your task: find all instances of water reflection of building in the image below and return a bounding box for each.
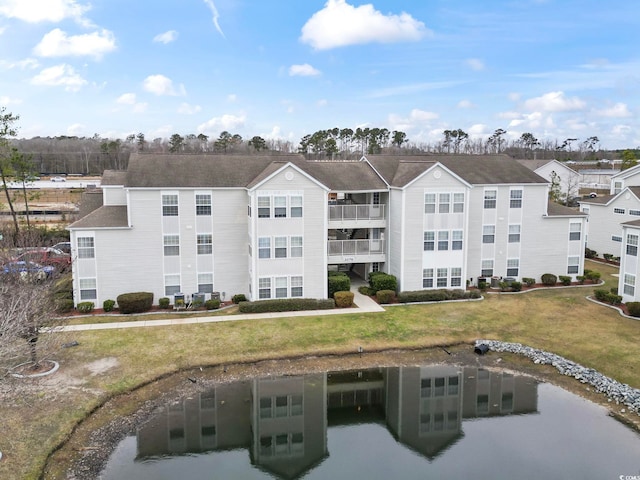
[135,366,538,477]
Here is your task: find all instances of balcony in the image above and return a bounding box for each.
[327,239,386,264]
[328,204,386,228]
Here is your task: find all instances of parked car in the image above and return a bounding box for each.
[52,242,71,254]
[1,260,55,280]
[51,176,66,182]
[14,247,71,270]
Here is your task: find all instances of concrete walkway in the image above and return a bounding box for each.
[54,282,385,332]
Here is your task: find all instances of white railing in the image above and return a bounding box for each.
[328,204,385,221]
[328,239,385,256]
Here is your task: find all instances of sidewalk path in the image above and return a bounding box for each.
[54,283,385,332]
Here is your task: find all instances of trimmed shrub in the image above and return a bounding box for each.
[397,289,478,303]
[510,281,522,292]
[238,298,335,313]
[593,289,609,302]
[541,273,557,286]
[585,247,597,259]
[103,299,115,312]
[558,275,572,286]
[116,292,153,314]
[56,298,75,313]
[522,277,536,287]
[576,275,585,285]
[328,273,350,298]
[205,298,221,310]
[607,293,623,305]
[626,302,640,317]
[334,291,355,308]
[232,294,247,304]
[610,287,618,295]
[77,301,94,314]
[603,253,614,261]
[358,285,375,296]
[376,289,395,304]
[477,279,488,290]
[369,272,397,293]
[159,297,171,309]
[585,270,601,282]
[498,281,509,292]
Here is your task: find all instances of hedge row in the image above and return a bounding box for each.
[116,291,154,314]
[397,289,481,303]
[328,273,350,298]
[238,297,335,313]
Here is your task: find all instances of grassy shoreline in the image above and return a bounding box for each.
[1,260,639,479]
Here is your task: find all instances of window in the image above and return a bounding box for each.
[614,208,626,215]
[626,234,638,256]
[165,274,181,295]
[162,194,178,216]
[275,277,288,298]
[291,236,303,257]
[438,231,449,250]
[437,268,448,287]
[567,256,580,274]
[291,276,303,297]
[197,234,212,254]
[258,237,271,258]
[453,193,464,213]
[77,236,95,258]
[624,274,635,296]
[79,278,97,300]
[260,397,272,419]
[507,258,519,277]
[258,277,271,299]
[451,267,462,287]
[569,223,581,241]
[483,225,495,244]
[423,231,435,251]
[614,181,623,194]
[630,210,640,216]
[196,194,211,216]
[258,196,270,218]
[438,193,450,213]
[290,195,303,217]
[452,230,463,250]
[508,224,521,243]
[274,196,287,218]
[484,190,496,209]
[274,236,287,258]
[612,235,623,242]
[164,235,180,256]
[481,260,494,277]
[198,273,214,293]
[510,189,522,208]
[423,268,434,288]
[424,193,436,214]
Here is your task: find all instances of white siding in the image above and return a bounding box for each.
[102,186,127,206]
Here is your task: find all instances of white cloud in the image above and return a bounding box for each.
[33,28,116,59]
[30,64,87,91]
[507,111,555,130]
[523,91,586,112]
[67,123,85,136]
[457,99,474,109]
[116,93,136,105]
[143,74,185,96]
[0,95,21,105]
[177,102,202,115]
[0,0,91,24]
[317,99,328,107]
[153,30,178,44]
[389,108,439,131]
[300,0,430,50]
[227,93,237,102]
[202,0,225,38]
[289,63,321,77]
[465,58,485,71]
[197,113,246,134]
[468,124,488,135]
[596,102,632,118]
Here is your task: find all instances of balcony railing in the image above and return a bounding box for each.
[328,204,385,222]
[328,239,385,256]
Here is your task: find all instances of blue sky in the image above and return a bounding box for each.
[0,0,638,150]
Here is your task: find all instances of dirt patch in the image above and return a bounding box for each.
[85,357,119,376]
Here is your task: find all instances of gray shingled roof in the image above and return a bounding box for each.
[76,189,104,219]
[68,205,129,229]
[546,202,587,217]
[102,170,127,185]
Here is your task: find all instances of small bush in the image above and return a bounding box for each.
[77,301,94,314]
[510,281,522,292]
[522,277,536,287]
[328,273,350,298]
[498,281,509,292]
[477,279,488,290]
[603,253,614,261]
[576,275,585,285]
[159,297,171,309]
[358,286,375,296]
[376,289,396,304]
[238,298,335,313]
[607,293,623,305]
[397,289,478,303]
[610,287,618,295]
[205,298,221,310]
[626,302,640,317]
[116,292,153,314]
[558,275,572,286]
[585,270,601,282]
[369,272,397,294]
[541,273,557,286]
[334,291,355,308]
[232,294,247,304]
[585,247,597,259]
[103,299,115,312]
[56,298,75,313]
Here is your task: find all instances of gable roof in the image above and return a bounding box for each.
[580,186,640,206]
[611,163,640,180]
[532,159,579,175]
[68,205,129,229]
[546,202,587,217]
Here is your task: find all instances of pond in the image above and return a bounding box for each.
[100,365,640,479]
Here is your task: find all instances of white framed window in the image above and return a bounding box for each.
[258,237,271,259]
[437,231,449,250]
[438,193,450,213]
[451,267,462,287]
[630,210,640,216]
[567,256,580,274]
[291,276,303,297]
[291,236,303,257]
[453,193,464,213]
[614,181,623,194]
[196,194,212,216]
[424,193,436,214]
[482,225,495,244]
[162,194,178,216]
[614,208,625,215]
[624,274,635,296]
[198,273,214,293]
[274,236,287,258]
[437,268,448,287]
[424,231,435,251]
[510,189,523,208]
[626,234,638,256]
[197,234,213,254]
[258,277,271,299]
[274,196,287,218]
[77,236,95,258]
[163,235,180,256]
[275,277,288,298]
[612,235,623,242]
[164,274,181,295]
[507,258,519,277]
[484,190,497,209]
[452,230,463,250]
[79,278,97,300]
[569,223,581,241]
[508,224,521,243]
[423,268,434,288]
[258,196,270,218]
[290,196,303,217]
[481,260,494,277]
